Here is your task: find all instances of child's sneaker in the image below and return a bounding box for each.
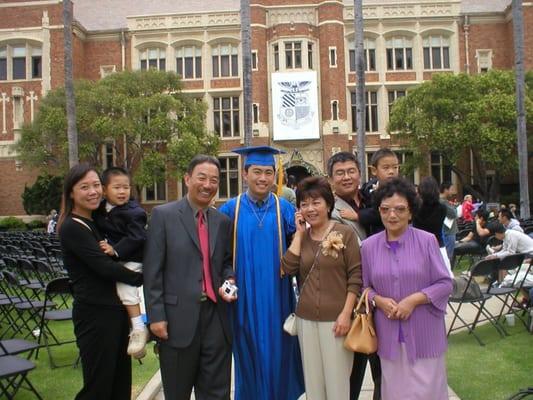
[127,326,149,359]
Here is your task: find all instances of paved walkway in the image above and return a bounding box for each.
[141,294,509,400]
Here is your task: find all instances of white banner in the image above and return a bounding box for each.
[271,71,320,141]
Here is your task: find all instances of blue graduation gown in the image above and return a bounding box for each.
[220,193,304,400]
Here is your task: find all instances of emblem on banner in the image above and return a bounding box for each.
[277,81,313,128]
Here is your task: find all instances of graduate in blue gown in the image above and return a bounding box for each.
[220,146,304,400]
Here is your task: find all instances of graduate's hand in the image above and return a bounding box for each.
[294,211,306,234]
[333,310,352,337]
[339,208,359,221]
[150,321,168,340]
[218,279,238,303]
[98,241,115,256]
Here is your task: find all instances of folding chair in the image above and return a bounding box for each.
[507,387,533,399]
[0,355,42,399]
[36,277,76,368]
[0,339,39,359]
[487,253,528,325]
[1,271,53,340]
[448,258,505,345]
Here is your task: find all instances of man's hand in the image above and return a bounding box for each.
[218,279,238,303]
[339,208,359,221]
[150,321,168,340]
[98,241,115,256]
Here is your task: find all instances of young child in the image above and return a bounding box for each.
[358,148,400,236]
[94,167,149,359]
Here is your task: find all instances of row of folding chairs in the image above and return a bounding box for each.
[448,253,532,346]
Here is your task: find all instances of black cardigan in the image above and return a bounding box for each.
[60,214,143,307]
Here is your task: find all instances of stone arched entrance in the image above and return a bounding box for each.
[284,149,321,186]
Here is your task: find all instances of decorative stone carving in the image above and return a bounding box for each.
[171,15,202,28]
[420,4,453,16]
[269,8,316,26]
[207,13,240,26]
[383,6,416,17]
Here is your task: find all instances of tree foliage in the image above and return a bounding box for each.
[15,70,219,188]
[389,70,533,199]
[21,174,63,215]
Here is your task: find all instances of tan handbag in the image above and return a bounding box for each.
[344,288,378,354]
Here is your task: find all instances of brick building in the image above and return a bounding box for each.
[0,0,531,215]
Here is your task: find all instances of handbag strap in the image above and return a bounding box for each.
[295,221,335,305]
[355,287,371,314]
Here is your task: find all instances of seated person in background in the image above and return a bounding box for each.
[486,222,533,259]
[509,203,519,220]
[498,208,524,233]
[452,209,491,267]
[461,195,474,223]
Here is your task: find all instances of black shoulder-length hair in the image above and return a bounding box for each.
[57,163,100,234]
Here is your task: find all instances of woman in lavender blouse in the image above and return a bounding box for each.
[361,178,453,400]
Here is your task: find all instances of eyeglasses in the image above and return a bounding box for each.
[378,205,409,215]
[333,168,359,178]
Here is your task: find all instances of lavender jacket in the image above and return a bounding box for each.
[361,226,453,363]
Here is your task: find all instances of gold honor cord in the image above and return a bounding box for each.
[232,194,284,277]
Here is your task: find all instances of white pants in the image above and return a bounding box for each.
[116,261,142,306]
[296,317,353,400]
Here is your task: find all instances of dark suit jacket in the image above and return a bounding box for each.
[143,198,234,348]
[94,199,147,263]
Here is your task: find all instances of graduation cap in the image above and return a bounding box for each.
[231,145,285,168]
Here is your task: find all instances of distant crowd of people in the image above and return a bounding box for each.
[56,146,532,400]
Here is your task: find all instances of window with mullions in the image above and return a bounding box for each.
[252,103,259,124]
[273,44,279,71]
[386,37,413,70]
[308,43,314,69]
[348,38,376,72]
[213,96,240,137]
[430,152,452,184]
[0,47,6,81]
[285,41,302,69]
[388,90,406,117]
[144,181,167,202]
[212,44,238,77]
[12,46,26,80]
[351,91,379,133]
[251,50,258,70]
[140,48,166,71]
[176,46,202,79]
[423,36,450,70]
[218,156,240,199]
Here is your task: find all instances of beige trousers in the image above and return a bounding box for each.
[296,317,353,400]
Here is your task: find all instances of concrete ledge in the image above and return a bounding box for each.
[136,370,162,400]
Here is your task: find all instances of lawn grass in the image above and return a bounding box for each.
[10,320,159,400]
[447,322,533,400]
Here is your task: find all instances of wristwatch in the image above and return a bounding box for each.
[371,297,376,308]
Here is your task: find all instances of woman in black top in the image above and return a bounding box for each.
[58,163,143,400]
[413,176,453,275]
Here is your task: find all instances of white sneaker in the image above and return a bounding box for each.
[127,327,149,359]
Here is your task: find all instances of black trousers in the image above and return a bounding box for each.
[350,352,381,400]
[72,302,131,400]
[159,300,231,400]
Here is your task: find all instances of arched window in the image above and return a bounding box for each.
[348,38,376,72]
[385,36,413,70]
[139,48,166,71]
[0,42,42,81]
[176,45,202,79]
[212,44,238,77]
[423,35,450,70]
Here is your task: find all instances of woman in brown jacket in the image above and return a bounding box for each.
[282,176,362,400]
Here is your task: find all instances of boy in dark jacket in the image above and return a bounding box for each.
[95,167,148,359]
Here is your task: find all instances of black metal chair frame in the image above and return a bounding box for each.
[448,258,506,346]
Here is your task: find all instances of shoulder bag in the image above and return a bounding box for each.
[344,287,378,354]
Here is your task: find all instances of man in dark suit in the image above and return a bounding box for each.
[143,155,236,400]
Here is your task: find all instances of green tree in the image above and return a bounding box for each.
[389,70,533,201]
[15,69,219,191]
[22,174,63,215]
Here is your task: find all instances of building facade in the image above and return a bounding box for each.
[0,0,531,215]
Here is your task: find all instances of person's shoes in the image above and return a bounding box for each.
[127,327,149,359]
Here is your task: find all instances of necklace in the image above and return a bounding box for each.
[246,194,271,228]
